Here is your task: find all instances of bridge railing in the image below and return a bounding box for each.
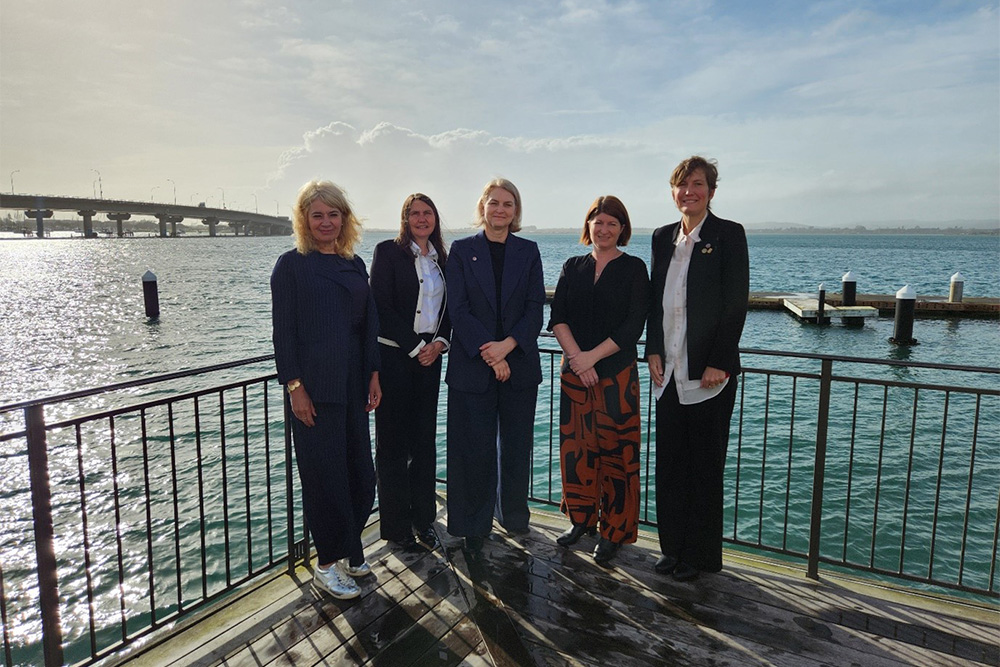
[0,346,997,666]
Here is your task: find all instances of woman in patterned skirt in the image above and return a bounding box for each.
[548,195,649,566]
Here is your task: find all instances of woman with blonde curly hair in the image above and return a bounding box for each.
[271,180,381,600]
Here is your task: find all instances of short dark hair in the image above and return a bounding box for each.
[670,156,719,191]
[580,195,632,247]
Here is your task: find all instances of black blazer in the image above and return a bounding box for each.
[270,249,380,404]
[647,212,749,378]
[445,230,544,393]
[370,239,451,355]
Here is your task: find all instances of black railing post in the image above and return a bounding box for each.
[25,405,65,666]
[807,358,833,580]
[283,392,296,575]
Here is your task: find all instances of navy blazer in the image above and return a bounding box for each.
[647,212,749,378]
[370,239,451,355]
[270,249,380,404]
[445,230,544,393]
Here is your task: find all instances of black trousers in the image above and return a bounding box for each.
[446,381,537,537]
[654,376,738,572]
[290,400,376,565]
[373,343,442,541]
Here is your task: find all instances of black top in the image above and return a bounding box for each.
[488,239,507,340]
[547,252,650,377]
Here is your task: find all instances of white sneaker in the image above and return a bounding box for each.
[313,563,360,600]
[342,559,372,577]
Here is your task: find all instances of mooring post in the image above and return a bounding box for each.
[842,270,863,327]
[816,283,828,325]
[890,285,918,345]
[142,270,160,318]
[949,272,964,303]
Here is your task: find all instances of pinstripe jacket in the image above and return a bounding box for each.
[270,248,380,404]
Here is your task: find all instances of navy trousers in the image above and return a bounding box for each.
[373,343,442,541]
[290,400,375,565]
[446,381,537,537]
[654,376,738,572]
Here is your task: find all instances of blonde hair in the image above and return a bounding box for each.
[475,178,522,233]
[292,180,362,258]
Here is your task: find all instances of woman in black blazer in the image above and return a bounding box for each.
[646,157,749,582]
[370,193,450,551]
[271,180,381,600]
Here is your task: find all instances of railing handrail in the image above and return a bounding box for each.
[0,354,277,413]
[3,346,996,416]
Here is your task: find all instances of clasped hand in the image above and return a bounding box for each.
[416,341,444,367]
[480,338,515,382]
[565,350,599,388]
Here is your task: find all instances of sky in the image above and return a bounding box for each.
[1,0,998,232]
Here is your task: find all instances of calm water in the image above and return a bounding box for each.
[0,232,997,665]
[1,231,998,405]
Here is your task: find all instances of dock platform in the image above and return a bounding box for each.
[109,503,999,666]
[782,297,878,322]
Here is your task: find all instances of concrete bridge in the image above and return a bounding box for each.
[0,193,292,238]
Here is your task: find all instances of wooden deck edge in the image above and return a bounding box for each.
[98,504,998,667]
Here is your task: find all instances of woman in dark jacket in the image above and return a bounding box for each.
[647,157,749,581]
[445,178,544,554]
[549,195,649,566]
[370,193,450,551]
[270,180,381,600]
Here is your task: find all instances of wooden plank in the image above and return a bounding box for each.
[487,530,995,666]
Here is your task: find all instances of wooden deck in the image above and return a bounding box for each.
[111,503,999,666]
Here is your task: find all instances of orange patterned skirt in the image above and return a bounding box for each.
[559,361,641,544]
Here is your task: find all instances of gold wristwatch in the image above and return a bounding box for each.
[286,379,302,394]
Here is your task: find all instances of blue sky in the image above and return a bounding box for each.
[1,0,997,231]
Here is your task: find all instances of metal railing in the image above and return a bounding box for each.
[1,346,997,666]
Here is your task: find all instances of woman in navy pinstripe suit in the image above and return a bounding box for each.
[271,180,381,600]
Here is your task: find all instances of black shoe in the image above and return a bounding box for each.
[416,526,439,549]
[556,523,597,546]
[388,535,417,550]
[464,535,485,553]
[654,554,679,574]
[592,538,621,566]
[672,561,699,582]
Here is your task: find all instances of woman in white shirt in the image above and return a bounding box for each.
[370,194,450,551]
[646,157,749,581]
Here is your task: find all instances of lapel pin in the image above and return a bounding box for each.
[472,256,478,261]
[702,243,713,254]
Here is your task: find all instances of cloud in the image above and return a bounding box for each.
[0,1,996,227]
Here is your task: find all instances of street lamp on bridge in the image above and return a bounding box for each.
[91,169,103,199]
[9,169,20,193]
[167,178,176,205]
[150,186,160,202]
[217,187,226,209]
[251,192,258,213]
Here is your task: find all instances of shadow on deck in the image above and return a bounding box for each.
[110,501,999,666]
